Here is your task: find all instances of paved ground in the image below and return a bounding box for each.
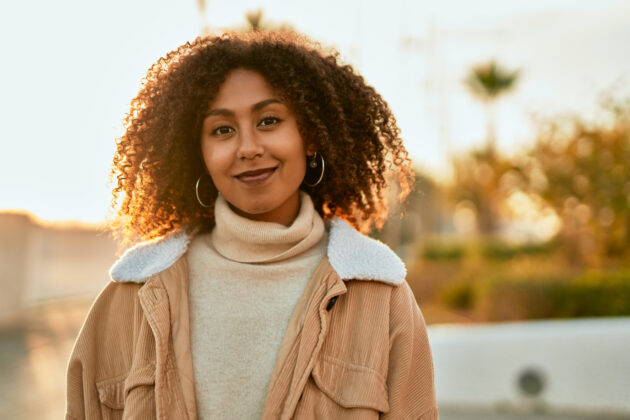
[0,298,628,420]
[0,298,90,419]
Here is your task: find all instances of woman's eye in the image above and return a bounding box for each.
[212,126,234,136]
[259,117,280,127]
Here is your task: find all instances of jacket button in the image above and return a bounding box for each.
[326,296,338,311]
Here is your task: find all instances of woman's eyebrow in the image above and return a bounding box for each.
[205,98,282,117]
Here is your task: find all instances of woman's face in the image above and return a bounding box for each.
[200,69,308,226]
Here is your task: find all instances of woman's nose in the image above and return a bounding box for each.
[236,128,264,160]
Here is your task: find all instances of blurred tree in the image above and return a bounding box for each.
[522,95,630,265]
[454,61,521,234]
[465,61,520,151]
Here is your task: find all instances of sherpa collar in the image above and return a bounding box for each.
[108,218,406,286]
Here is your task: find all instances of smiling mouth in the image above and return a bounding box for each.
[235,167,277,184]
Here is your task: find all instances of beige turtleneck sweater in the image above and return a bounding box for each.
[186,192,328,419]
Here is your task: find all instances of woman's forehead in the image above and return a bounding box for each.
[207,69,291,113]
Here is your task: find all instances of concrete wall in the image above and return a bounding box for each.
[0,212,119,325]
[428,318,630,416]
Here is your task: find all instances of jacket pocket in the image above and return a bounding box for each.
[96,375,126,420]
[95,364,156,420]
[294,355,390,418]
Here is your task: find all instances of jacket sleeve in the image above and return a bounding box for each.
[66,281,140,420]
[382,280,438,420]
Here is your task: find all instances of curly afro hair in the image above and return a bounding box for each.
[108,30,414,245]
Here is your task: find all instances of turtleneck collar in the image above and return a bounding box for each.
[210,191,325,264]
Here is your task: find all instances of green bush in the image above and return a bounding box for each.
[520,241,556,256]
[477,270,630,321]
[480,238,554,260]
[422,240,467,261]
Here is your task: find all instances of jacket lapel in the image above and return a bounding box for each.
[157,256,198,420]
[138,271,191,420]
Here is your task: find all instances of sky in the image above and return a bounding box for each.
[1,0,629,223]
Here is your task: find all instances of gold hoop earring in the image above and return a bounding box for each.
[195,174,213,208]
[303,152,325,187]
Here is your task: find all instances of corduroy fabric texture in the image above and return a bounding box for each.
[66,259,193,419]
[259,259,438,420]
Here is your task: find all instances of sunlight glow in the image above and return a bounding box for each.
[504,191,561,241]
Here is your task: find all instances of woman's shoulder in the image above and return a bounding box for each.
[68,280,144,375]
[80,280,143,332]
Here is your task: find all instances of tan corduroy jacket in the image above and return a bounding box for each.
[66,218,438,419]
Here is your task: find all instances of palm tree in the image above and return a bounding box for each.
[465,61,520,152]
[245,9,263,31]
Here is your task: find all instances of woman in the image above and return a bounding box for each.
[66,30,438,419]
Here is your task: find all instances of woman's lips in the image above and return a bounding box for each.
[235,167,277,185]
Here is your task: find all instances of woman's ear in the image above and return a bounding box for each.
[306,144,317,157]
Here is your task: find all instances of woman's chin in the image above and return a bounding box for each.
[228,200,277,219]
